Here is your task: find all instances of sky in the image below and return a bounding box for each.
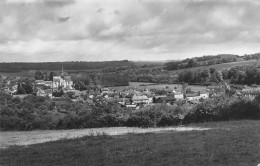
[1,0,260,62]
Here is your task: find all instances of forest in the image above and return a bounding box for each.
[176,65,260,85]
[0,60,134,72]
[164,53,260,70]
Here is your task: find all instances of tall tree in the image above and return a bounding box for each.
[49,72,58,81]
[17,85,26,94]
[35,71,43,80]
[187,58,197,67]
[22,83,33,94]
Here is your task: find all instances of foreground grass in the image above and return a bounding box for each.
[0,120,260,166]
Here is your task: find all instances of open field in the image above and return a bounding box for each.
[108,82,206,92]
[0,120,259,166]
[0,126,209,149]
[170,60,260,73]
[133,60,165,66]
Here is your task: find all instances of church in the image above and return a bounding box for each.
[52,67,74,90]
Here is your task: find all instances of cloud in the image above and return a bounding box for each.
[1,0,260,62]
[57,16,70,23]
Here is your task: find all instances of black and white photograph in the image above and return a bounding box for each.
[0,0,260,165]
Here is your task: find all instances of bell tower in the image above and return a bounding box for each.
[61,66,64,78]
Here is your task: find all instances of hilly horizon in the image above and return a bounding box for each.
[1,52,260,63]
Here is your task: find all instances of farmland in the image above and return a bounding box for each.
[0,120,259,166]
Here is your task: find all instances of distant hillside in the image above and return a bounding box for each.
[169,60,260,74]
[164,53,260,71]
[0,60,134,72]
[133,61,165,68]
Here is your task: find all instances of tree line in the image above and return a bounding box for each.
[177,68,223,85]
[0,60,134,71]
[176,65,260,86]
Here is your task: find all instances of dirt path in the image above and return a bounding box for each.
[0,126,210,149]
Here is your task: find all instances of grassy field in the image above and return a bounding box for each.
[170,60,260,73]
[133,61,165,67]
[108,82,206,92]
[0,120,259,166]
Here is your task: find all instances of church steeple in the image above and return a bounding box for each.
[61,66,64,78]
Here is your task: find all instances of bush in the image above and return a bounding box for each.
[157,114,181,126]
[183,95,260,124]
[1,90,260,131]
[0,115,21,130]
[126,104,185,128]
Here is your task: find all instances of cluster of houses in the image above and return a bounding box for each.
[33,73,212,109]
[0,76,19,95]
[62,87,211,109]
[1,71,260,109]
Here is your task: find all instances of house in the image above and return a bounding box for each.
[186,94,201,101]
[125,102,137,109]
[174,92,184,100]
[35,80,53,88]
[36,89,46,96]
[154,95,167,102]
[47,89,53,97]
[101,88,111,94]
[12,94,29,99]
[36,88,52,97]
[68,90,87,98]
[186,92,209,101]
[154,96,175,104]
[241,89,260,100]
[199,92,209,99]
[132,94,149,104]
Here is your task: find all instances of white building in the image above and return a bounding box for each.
[35,80,53,88]
[132,94,149,104]
[186,92,209,101]
[199,92,209,99]
[174,92,184,100]
[53,76,73,90]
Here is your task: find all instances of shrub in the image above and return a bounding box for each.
[157,114,181,126]
[183,95,260,124]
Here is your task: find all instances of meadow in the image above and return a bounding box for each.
[0,120,259,166]
[108,82,206,92]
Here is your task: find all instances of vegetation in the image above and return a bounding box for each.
[227,65,260,85]
[1,90,259,130]
[176,64,260,85]
[164,53,260,71]
[0,60,134,71]
[184,95,260,124]
[177,68,223,85]
[127,68,176,84]
[1,120,259,166]
[100,74,129,87]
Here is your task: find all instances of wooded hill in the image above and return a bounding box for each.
[164,53,260,71]
[0,60,134,72]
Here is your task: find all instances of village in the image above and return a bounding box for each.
[1,69,260,110]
